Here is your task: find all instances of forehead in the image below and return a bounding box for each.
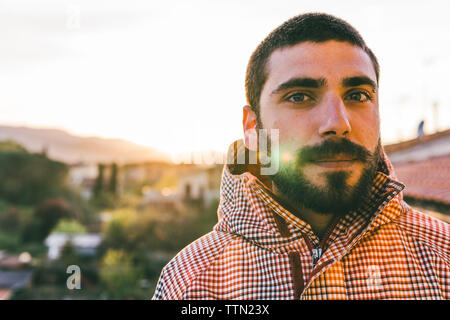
[263,40,377,91]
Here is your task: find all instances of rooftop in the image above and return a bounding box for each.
[45,233,102,248]
[394,154,450,206]
[0,270,32,290]
[384,128,450,155]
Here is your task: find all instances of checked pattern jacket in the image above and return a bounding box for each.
[153,140,449,300]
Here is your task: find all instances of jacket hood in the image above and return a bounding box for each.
[214,139,407,253]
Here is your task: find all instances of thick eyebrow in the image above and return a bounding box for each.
[342,76,377,90]
[271,77,326,95]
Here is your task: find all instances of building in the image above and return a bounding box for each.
[384,128,450,163]
[121,161,175,190]
[141,188,180,212]
[177,164,222,207]
[68,163,98,199]
[44,233,102,260]
[384,128,450,222]
[0,251,32,269]
[137,164,223,211]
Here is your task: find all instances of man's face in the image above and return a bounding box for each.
[247,40,382,215]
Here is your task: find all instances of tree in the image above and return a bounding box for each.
[0,149,69,205]
[109,163,118,195]
[59,240,79,266]
[93,163,105,199]
[102,218,129,250]
[22,198,74,243]
[52,219,87,234]
[91,163,117,208]
[99,249,143,299]
[0,206,21,231]
[0,140,27,153]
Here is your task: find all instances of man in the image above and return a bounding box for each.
[153,13,449,299]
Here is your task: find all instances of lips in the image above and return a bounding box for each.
[311,156,357,169]
[314,159,356,162]
[311,154,358,162]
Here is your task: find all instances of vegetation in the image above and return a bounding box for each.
[99,249,145,299]
[0,150,68,205]
[52,219,87,234]
[0,141,219,299]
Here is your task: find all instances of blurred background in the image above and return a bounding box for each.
[0,0,449,299]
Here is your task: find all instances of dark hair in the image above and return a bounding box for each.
[245,13,380,118]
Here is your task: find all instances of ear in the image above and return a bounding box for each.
[243,105,258,151]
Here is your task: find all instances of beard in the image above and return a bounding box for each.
[269,138,383,217]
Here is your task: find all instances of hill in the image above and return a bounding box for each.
[0,125,170,164]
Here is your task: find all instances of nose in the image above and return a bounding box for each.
[318,94,351,138]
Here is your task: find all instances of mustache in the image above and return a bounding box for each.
[296,138,374,165]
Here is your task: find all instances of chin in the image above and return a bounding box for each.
[304,164,363,188]
[271,157,378,217]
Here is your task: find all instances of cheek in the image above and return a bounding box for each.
[351,108,380,151]
[269,115,312,148]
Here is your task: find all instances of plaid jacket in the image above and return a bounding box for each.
[153,140,449,300]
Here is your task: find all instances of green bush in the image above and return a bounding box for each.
[0,151,69,205]
[0,229,21,252]
[52,219,87,234]
[99,249,145,299]
[22,198,74,243]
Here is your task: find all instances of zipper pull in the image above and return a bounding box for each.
[312,248,323,268]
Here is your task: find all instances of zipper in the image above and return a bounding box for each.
[303,216,340,269]
[301,233,321,268]
[319,216,340,250]
[311,248,323,268]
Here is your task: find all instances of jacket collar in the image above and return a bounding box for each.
[215,139,406,253]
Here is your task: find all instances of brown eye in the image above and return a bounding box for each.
[347,91,371,102]
[286,93,311,103]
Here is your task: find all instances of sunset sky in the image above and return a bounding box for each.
[1,0,449,157]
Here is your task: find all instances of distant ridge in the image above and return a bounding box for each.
[0,125,170,165]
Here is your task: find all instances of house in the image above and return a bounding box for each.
[141,187,180,212]
[68,163,98,199]
[0,251,32,269]
[137,164,222,211]
[177,164,222,207]
[384,128,450,163]
[121,161,175,190]
[44,233,102,260]
[384,128,450,222]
